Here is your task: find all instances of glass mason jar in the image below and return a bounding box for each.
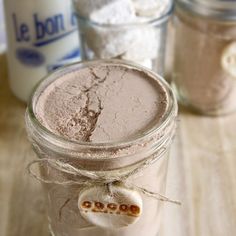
[73,1,173,75]
[172,0,236,115]
[25,60,178,236]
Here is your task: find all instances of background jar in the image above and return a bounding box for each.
[172,0,236,116]
[25,60,178,236]
[73,2,173,75]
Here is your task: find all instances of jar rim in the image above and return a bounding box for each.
[74,1,173,27]
[177,0,236,21]
[26,59,177,159]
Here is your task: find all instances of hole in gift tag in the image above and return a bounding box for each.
[78,184,143,229]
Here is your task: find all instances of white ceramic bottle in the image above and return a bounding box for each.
[4,0,80,102]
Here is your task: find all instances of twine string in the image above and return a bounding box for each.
[27,154,181,205]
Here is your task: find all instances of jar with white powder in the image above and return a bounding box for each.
[73,0,173,75]
[25,60,178,236]
[173,0,236,115]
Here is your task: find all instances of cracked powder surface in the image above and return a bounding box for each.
[35,63,168,143]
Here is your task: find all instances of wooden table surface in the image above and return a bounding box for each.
[0,52,236,236]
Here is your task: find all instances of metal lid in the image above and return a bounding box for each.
[177,0,236,21]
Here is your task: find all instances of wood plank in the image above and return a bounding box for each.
[161,108,236,236]
[0,54,48,236]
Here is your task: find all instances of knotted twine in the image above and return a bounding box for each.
[27,150,181,205]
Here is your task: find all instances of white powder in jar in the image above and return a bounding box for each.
[74,0,172,70]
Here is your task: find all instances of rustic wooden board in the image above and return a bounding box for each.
[0,53,236,236]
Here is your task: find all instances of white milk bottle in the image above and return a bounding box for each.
[4,0,80,102]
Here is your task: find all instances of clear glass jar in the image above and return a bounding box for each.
[173,0,236,115]
[25,60,178,236]
[73,1,173,75]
